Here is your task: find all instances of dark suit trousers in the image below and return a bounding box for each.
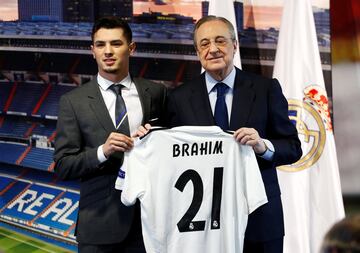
[243,238,283,253]
[78,204,145,253]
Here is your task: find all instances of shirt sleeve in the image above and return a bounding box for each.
[258,139,275,161]
[97,145,108,163]
[243,146,268,214]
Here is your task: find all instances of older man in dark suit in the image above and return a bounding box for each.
[54,17,166,253]
[167,16,302,253]
[138,15,302,253]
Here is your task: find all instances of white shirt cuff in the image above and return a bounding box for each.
[97,145,108,163]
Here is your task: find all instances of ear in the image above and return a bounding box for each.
[233,40,238,54]
[129,42,136,55]
[90,45,96,59]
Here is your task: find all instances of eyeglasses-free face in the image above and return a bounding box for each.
[91,28,135,82]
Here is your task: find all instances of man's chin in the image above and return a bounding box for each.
[103,68,118,74]
[204,64,226,73]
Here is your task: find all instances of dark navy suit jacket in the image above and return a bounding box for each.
[166,67,302,242]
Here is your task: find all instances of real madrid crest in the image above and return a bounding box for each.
[278,85,332,172]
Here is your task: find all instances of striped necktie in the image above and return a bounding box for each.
[109,84,130,136]
[214,82,229,130]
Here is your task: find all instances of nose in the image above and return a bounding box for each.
[104,43,113,55]
[208,41,219,53]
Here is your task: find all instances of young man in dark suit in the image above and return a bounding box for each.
[138,16,302,253]
[54,17,166,253]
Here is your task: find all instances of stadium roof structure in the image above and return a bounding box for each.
[0,22,197,60]
[0,21,330,65]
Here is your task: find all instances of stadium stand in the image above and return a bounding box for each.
[31,121,56,137]
[0,177,30,210]
[143,59,182,83]
[0,161,79,246]
[0,53,38,72]
[0,177,15,198]
[0,140,55,173]
[0,81,13,113]
[0,163,27,178]
[2,183,64,221]
[37,84,75,117]
[0,163,79,190]
[129,58,148,77]
[0,116,32,137]
[20,147,54,171]
[0,115,56,138]
[0,173,78,244]
[0,142,27,165]
[0,78,63,175]
[7,82,46,115]
[181,61,201,82]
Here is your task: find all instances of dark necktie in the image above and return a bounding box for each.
[109,84,130,136]
[214,82,229,130]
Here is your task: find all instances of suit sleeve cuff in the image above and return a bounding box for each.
[97,145,108,163]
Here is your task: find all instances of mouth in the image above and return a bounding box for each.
[103,58,116,66]
[207,56,223,62]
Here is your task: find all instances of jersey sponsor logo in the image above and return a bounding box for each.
[278,85,330,172]
[173,141,223,157]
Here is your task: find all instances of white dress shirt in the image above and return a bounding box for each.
[96,73,143,162]
[206,68,236,122]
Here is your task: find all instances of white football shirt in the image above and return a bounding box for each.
[115,126,268,253]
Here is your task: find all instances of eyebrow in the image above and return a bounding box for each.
[199,35,227,42]
[94,39,123,44]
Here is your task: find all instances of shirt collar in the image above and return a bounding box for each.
[97,73,132,91]
[205,67,236,94]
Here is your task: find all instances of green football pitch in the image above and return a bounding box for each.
[0,227,74,253]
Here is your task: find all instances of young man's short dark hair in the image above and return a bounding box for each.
[91,16,132,44]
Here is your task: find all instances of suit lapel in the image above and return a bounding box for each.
[188,74,215,125]
[87,79,115,133]
[230,68,256,130]
[133,78,151,124]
